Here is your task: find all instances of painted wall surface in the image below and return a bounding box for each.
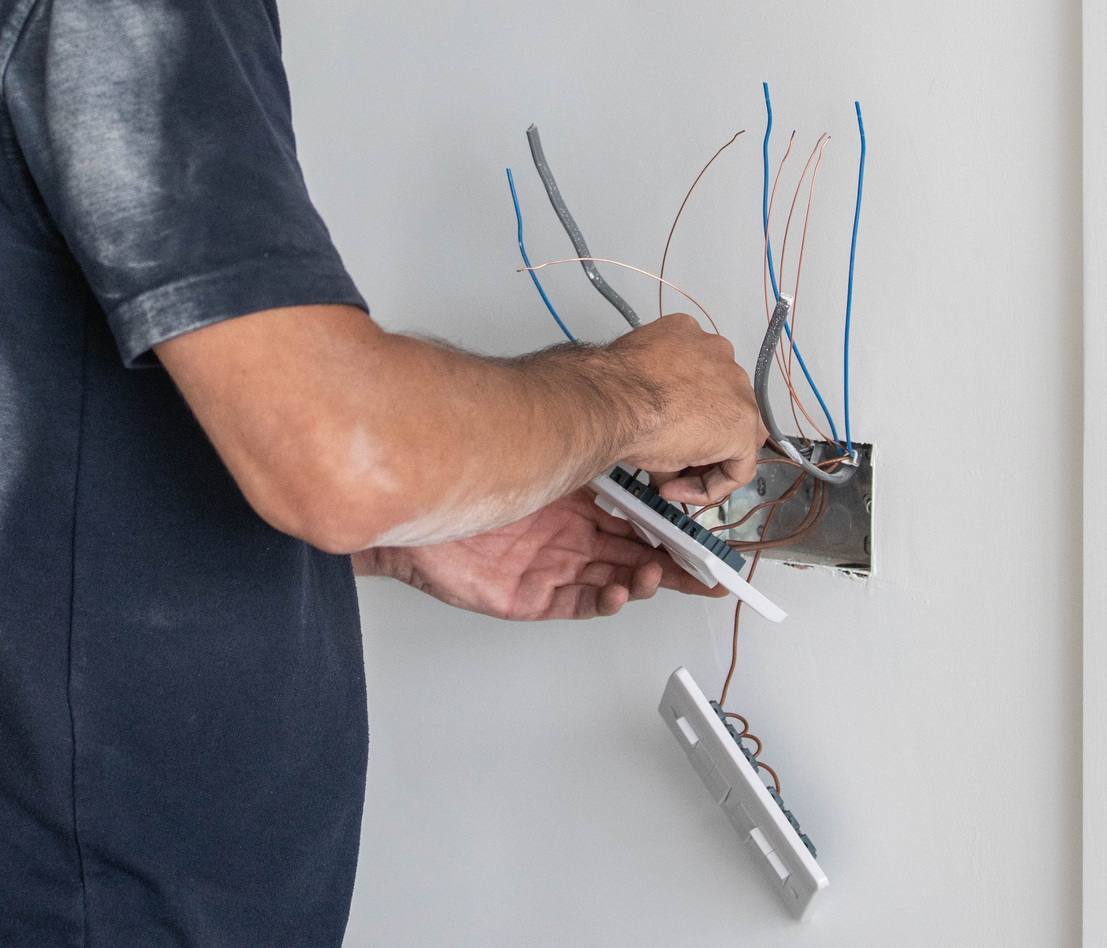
[278,2,1083,945]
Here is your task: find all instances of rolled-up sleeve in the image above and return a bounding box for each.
[4,0,365,366]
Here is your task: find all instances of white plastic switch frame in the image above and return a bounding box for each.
[590,466,786,622]
[659,667,828,920]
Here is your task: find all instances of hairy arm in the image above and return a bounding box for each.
[155,304,762,553]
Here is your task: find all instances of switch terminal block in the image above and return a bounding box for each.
[590,465,785,622]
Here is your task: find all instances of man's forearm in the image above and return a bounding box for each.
[157,304,762,554]
[159,306,655,551]
[351,331,658,546]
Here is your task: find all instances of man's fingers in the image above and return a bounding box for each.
[657,459,757,505]
[597,584,630,616]
[575,560,661,599]
[544,583,629,620]
[585,533,730,599]
[628,562,663,600]
[645,470,681,489]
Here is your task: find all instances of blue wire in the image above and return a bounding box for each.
[843,103,865,456]
[762,82,779,301]
[507,168,575,343]
[761,82,843,449]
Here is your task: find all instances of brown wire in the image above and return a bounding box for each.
[785,135,832,413]
[718,496,780,707]
[756,761,782,795]
[739,731,763,757]
[716,479,803,795]
[728,476,827,552]
[777,134,829,438]
[710,470,806,533]
[689,498,728,521]
[658,130,745,320]
[698,452,841,533]
[724,711,749,731]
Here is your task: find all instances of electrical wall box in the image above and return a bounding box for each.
[700,442,875,573]
[659,667,828,920]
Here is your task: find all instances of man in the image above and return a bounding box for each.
[0,0,764,944]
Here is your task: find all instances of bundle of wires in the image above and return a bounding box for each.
[759,82,866,470]
[504,91,868,794]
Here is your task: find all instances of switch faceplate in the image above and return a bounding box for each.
[659,667,829,921]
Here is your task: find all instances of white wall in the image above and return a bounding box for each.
[279,2,1084,945]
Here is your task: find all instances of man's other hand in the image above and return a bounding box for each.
[352,487,728,621]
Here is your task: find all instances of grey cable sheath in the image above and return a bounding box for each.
[755,296,857,485]
[526,125,641,329]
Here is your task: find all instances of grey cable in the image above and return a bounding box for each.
[526,125,641,329]
[755,295,857,485]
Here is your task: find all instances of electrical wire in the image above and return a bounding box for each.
[762,134,835,444]
[526,125,641,329]
[690,497,728,521]
[725,711,749,732]
[506,168,576,343]
[728,476,828,552]
[777,134,828,306]
[762,82,780,301]
[658,130,745,319]
[711,471,806,533]
[718,481,785,709]
[712,465,833,794]
[844,102,866,456]
[777,134,830,439]
[763,130,797,387]
[737,729,763,758]
[520,257,720,334]
[719,554,761,708]
[785,136,832,430]
[762,83,842,447]
[762,136,837,446]
[756,762,781,794]
[755,297,856,484]
[710,451,846,535]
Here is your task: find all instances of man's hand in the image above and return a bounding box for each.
[351,487,728,620]
[608,313,769,506]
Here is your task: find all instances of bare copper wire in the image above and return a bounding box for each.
[761,134,835,444]
[520,258,720,334]
[777,134,829,438]
[658,130,745,319]
[763,133,801,406]
[786,135,832,411]
[777,135,829,305]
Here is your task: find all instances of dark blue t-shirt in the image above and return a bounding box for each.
[0,1,369,944]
